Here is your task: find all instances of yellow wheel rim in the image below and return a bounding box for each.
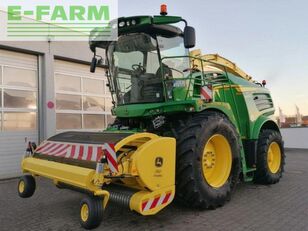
[81,204,89,222]
[267,142,281,174]
[19,181,25,193]
[202,134,232,188]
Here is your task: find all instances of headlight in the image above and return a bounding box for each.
[119,21,125,27]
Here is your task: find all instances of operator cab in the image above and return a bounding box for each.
[89,12,196,106]
[107,30,189,105]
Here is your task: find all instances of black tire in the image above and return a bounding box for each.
[18,175,36,198]
[254,129,285,184]
[80,196,103,230]
[175,111,241,209]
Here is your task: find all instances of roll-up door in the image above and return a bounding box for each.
[0,49,38,179]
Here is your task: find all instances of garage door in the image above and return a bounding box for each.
[54,60,114,131]
[0,49,38,179]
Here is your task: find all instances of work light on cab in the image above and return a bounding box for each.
[160,4,168,15]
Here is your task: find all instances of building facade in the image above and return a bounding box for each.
[0,41,111,179]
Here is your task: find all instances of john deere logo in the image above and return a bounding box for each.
[155,157,163,167]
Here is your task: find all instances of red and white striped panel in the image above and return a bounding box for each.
[35,141,118,172]
[104,143,118,173]
[141,191,174,212]
[201,84,213,101]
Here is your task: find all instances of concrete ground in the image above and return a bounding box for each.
[0,149,307,231]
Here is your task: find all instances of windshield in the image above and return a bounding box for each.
[107,33,189,105]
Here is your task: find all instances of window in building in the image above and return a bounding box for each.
[56,113,82,130]
[56,94,81,110]
[3,66,37,88]
[55,73,81,92]
[0,66,2,84]
[0,64,37,131]
[106,114,116,127]
[3,112,36,131]
[4,90,37,109]
[55,67,112,131]
[83,96,104,111]
[83,78,105,94]
[105,97,113,112]
[83,114,105,129]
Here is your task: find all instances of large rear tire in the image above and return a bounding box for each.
[254,129,285,184]
[175,111,241,209]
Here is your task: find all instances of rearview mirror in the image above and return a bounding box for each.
[90,57,97,73]
[184,26,196,49]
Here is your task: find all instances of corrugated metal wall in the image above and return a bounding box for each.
[0,49,38,179]
[0,132,37,179]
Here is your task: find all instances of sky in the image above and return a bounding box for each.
[118,0,308,116]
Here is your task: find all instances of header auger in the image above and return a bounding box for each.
[18,5,284,229]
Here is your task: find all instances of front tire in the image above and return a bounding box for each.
[80,196,103,230]
[18,175,36,198]
[175,111,241,209]
[254,129,285,184]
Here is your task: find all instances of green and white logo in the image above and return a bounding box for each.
[0,0,118,41]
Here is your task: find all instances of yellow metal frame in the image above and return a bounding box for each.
[22,157,110,208]
[190,49,253,81]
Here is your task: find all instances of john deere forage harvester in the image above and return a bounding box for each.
[18,5,284,229]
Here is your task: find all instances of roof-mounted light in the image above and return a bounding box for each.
[160,4,168,16]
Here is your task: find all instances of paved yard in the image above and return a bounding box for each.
[0,149,307,231]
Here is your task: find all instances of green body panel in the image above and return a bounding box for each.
[113,100,198,117]
[251,114,278,139]
[111,70,277,181]
[113,100,238,127]
[152,15,182,24]
[114,71,277,140]
[226,73,277,139]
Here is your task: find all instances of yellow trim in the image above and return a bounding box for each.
[18,180,25,193]
[190,50,253,81]
[202,134,232,188]
[267,142,281,174]
[213,84,257,93]
[80,204,89,222]
[115,132,159,151]
[202,54,252,81]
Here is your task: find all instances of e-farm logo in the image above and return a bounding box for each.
[0,0,118,41]
[7,5,110,21]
